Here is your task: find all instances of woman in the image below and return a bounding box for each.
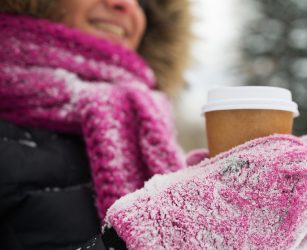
[0,0,191,249]
[1,1,306,250]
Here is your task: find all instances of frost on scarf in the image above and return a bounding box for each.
[106,135,307,250]
[0,14,186,221]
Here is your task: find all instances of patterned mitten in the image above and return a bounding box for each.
[106,135,307,250]
[186,149,209,166]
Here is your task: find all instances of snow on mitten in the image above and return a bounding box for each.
[105,135,307,250]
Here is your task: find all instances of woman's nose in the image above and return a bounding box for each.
[105,0,139,13]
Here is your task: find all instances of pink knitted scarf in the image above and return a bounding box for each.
[0,14,185,221]
[106,135,307,249]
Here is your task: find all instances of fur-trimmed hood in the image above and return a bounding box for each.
[0,0,192,95]
[140,0,192,95]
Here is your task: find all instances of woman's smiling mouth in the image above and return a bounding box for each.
[90,20,126,37]
[58,0,146,49]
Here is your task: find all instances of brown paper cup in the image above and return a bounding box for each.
[202,86,299,157]
[205,109,293,157]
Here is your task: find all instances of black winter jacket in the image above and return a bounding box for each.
[0,119,104,249]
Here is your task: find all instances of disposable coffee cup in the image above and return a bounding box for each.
[202,86,299,157]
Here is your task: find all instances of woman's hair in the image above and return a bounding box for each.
[0,0,192,95]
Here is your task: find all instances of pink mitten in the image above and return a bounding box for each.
[106,135,307,250]
[186,149,209,166]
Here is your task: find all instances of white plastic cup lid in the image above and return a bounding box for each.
[202,86,299,117]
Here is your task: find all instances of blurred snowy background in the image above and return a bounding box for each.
[175,0,307,152]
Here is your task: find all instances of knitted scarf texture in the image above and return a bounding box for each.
[106,135,307,250]
[0,14,185,221]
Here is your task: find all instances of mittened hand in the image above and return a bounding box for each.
[186,148,209,166]
[106,134,307,250]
